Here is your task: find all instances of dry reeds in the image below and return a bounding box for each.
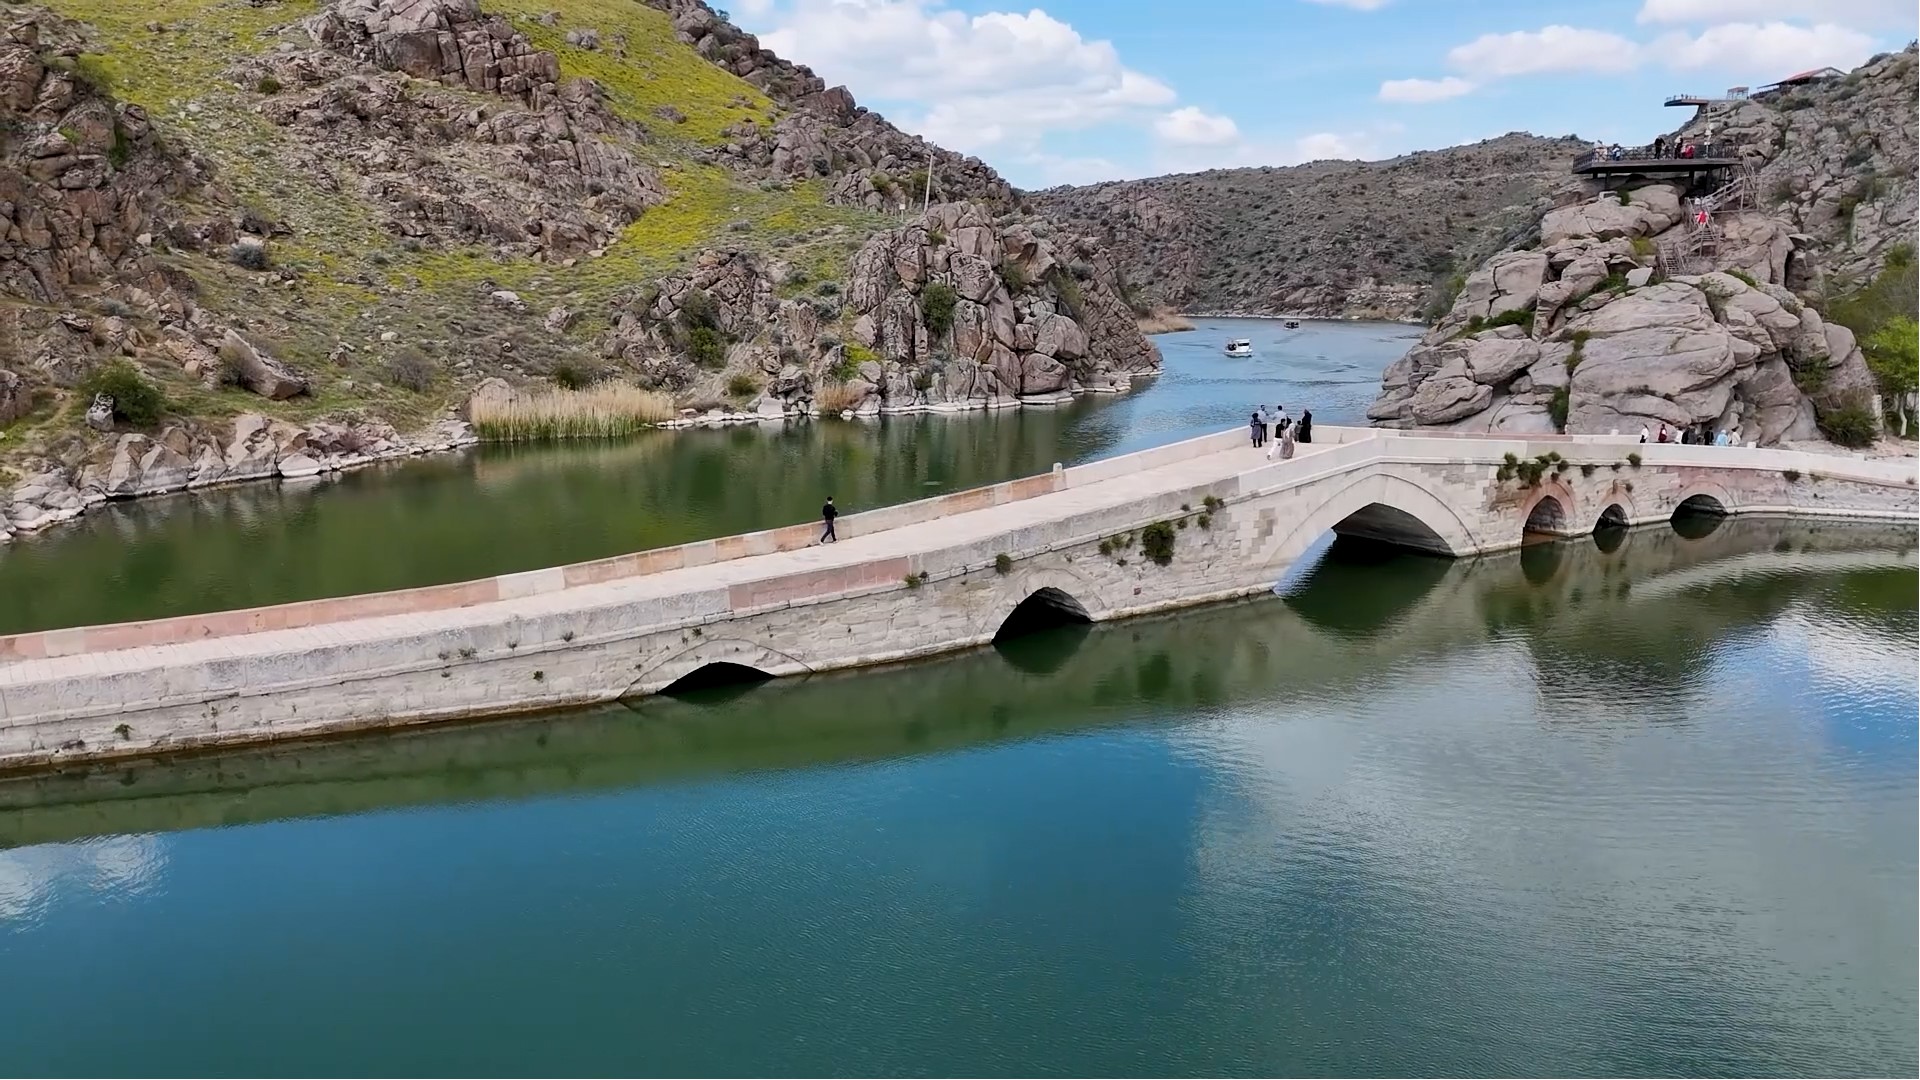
[815,381,865,415]
[1136,306,1194,334]
[470,382,675,441]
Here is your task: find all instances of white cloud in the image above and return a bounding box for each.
[732,0,777,17]
[1153,106,1241,146]
[1302,0,1392,9]
[1446,25,1644,77]
[1652,21,1878,73]
[1378,75,1476,103]
[1021,151,1134,186]
[1636,0,1913,27]
[758,0,1176,153]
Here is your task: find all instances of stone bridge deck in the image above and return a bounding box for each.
[1,426,1914,770]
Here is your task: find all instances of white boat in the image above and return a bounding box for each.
[1224,338,1253,357]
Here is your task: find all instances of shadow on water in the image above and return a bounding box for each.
[1276,534,1455,639]
[656,662,776,702]
[0,517,1911,850]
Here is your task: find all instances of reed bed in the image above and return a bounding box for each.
[815,380,865,415]
[470,382,676,441]
[1136,306,1195,334]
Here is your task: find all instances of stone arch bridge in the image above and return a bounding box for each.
[0,426,1912,770]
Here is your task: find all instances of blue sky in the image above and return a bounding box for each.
[724,0,1918,188]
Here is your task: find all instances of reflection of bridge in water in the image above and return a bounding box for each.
[2,516,1910,850]
[0,427,1912,770]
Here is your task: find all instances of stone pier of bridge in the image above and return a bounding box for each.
[1,426,1913,770]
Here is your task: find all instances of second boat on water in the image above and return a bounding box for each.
[1224,338,1253,357]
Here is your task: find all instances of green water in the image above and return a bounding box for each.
[0,518,1915,1076]
[0,317,1418,634]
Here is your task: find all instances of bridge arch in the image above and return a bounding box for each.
[1260,470,1480,568]
[1672,481,1736,521]
[627,636,812,697]
[1521,480,1580,538]
[970,566,1105,642]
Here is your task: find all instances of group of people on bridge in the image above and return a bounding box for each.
[1249,405,1312,460]
[1642,421,1748,447]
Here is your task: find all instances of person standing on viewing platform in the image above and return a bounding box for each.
[820,496,838,544]
[1297,410,1313,444]
[1249,411,1266,449]
[1640,424,1651,443]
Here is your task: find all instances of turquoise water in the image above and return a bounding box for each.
[0,517,1914,1076]
[0,318,1415,634]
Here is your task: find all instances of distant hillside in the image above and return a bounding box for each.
[1030,133,1588,321]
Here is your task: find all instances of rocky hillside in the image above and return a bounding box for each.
[1030,133,1587,321]
[1694,47,1917,291]
[1366,47,1916,446]
[0,0,1158,530]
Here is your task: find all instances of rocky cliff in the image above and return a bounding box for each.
[1367,47,1916,445]
[1030,133,1586,320]
[0,0,1156,536]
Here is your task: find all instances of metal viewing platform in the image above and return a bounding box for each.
[1572,144,1740,177]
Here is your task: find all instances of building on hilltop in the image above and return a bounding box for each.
[1760,67,1846,91]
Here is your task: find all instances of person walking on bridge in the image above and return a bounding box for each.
[820,496,838,544]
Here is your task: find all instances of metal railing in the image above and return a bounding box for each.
[1572,142,1734,170]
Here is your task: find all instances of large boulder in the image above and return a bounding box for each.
[1541,185,1684,244]
[218,331,309,400]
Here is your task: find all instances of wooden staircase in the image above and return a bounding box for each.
[1654,166,1757,277]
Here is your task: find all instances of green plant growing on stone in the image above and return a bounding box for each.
[77,361,165,427]
[920,281,957,338]
[113,723,132,740]
[1614,189,1631,205]
[1627,452,1642,468]
[1549,386,1570,431]
[1781,469,1802,482]
[996,259,1030,293]
[533,670,545,681]
[994,552,1012,574]
[457,646,477,659]
[1580,462,1596,477]
[903,574,921,589]
[1140,521,1177,566]
[1726,269,1760,289]
[560,630,575,643]
[726,374,759,398]
[1196,514,1211,529]
[1816,393,1879,448]
[1098,539,1114,556]
[1202,495,1223,512]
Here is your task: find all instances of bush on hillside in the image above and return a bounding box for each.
[78,361,165,427]
[920,281,957,338]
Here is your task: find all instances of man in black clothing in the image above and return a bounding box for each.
[820,496,838,543]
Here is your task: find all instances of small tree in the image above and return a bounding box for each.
[1864,315,1917,436]
[920,281,957,338]
[79,361,165,427]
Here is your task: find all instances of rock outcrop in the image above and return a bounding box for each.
[1368,48,1914,445]
[1368,183,1874,443]
[601,203,1160,413]
[1031,133,1587,320]
[1675,45,1917,289]
[2,413,477,536]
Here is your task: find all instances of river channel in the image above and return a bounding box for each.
[0,319,1915,1076]
[0,317,1412,635]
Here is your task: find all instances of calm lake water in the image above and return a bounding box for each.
[0,518,1914,1076]
[0,317,1416,634]
[1,318,1915,1076]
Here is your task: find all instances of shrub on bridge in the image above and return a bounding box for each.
[1141,521,1177,566]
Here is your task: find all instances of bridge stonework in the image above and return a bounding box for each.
[0,428,1912,770]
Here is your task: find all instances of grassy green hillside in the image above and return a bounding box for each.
[5,0,891,446]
